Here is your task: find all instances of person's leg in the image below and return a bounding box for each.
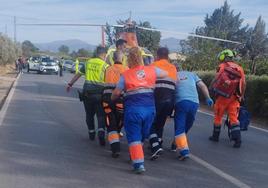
[83,96,96,140]
[227,98,241,148]
[185,102,199,134]
[149,101,163,158]
[174,101,189,160]
[124,106,144,173]
[155,100,173,144]
[95,94,106,146]
[210,96,228,142]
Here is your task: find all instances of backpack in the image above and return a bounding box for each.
[212,62,242,98]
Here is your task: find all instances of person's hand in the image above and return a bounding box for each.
[66,83,72,92]
[206,98,214,107]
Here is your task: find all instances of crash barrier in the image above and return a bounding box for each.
[196,71,268,119]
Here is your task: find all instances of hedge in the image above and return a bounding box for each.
[196,71,268,118]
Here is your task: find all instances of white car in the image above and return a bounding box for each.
[63,60,74,72]
[39,57,59,74]
[27,57,41,72]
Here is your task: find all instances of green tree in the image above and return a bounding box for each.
[181,1,249,71]
[22,40,39,57]
[245,16,268,74]
[58,45,69,54]
[76,48,91,57]
[136,21,161,53]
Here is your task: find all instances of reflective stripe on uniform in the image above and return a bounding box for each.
[129,141,144,164]
[149,133,158,139]
[155,83,175,90]
[108,131,120,144]
[103,89,114,94]
[175,133,189,151]
[125,88,153,97]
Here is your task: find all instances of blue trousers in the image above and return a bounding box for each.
[124,105,155,168]
[174,100,199,156]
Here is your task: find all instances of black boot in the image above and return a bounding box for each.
[111,142,120,158]
[88,130,95,141]
[230,125,241,148]
[209,126,221,142]
[98,130,106,146]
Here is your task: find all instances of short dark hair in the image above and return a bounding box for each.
[96,46,107,56]
[157,47,169,59]
[116,39,127,48]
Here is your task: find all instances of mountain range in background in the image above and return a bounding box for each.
[35,39,96,52]
[160,37,181,52]
[35,37,181,53]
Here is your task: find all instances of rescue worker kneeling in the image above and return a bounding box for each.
[111,47,167,174]
[102,51,128,158]
[209,49,246,148]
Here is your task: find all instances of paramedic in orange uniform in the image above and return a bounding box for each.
[111,47,167,174]
[149,47,177,160]
[209,49,246,148]
[102,51,128,158]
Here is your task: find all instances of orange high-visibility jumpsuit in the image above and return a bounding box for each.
[103,63,128,155]
[211,61,246,146]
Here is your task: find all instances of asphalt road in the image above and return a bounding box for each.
[0,71,267,188]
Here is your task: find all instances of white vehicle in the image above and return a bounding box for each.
[39,57,59,74]
[27,57,41,72]
[63,60,74,71]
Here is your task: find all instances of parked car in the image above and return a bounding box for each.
[70,61,85,73]
[27,56,41,72]
[63,60,74,72]
[38,57,59,74]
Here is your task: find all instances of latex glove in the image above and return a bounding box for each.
[206,98,214,107]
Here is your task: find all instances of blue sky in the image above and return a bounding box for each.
[0,0,267,45]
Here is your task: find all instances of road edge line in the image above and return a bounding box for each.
[0,73,20,126]
[190,154,251,188]
[197,110,268,133]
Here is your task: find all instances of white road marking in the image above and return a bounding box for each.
[0,74,20,126]
[198,110,268,133]
[190,154,252,188]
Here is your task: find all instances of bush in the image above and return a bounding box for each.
[196,71,268,118]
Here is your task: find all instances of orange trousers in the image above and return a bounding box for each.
[214,95,240,126]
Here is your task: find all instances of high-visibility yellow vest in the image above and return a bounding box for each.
[85,58,109,84]
[106,49,128,67]
[75,59,79,74]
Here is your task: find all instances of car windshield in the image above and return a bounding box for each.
[42,57,53,62]
[65,60,74,65]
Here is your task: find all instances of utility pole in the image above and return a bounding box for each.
[5,24,7,36]
[14,16,17,43]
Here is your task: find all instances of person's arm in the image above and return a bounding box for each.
[197,80,214,107]
[111,88,122,101]
[111,76,124,101]
[155,67,168,78]
[66,73,82,92]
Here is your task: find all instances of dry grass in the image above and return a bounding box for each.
[0,64,16,77]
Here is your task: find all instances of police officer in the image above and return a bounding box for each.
[66,46,109,146]
[209,49,246,148]
[59,57,64,77]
